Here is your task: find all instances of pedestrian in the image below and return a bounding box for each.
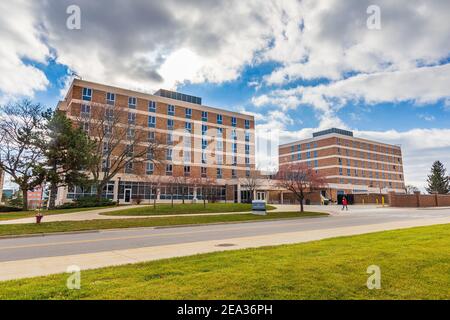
[342,196,348,211]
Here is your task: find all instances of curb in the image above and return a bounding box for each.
[0,229,100,240]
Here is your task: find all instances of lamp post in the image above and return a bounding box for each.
[117,177,121,206]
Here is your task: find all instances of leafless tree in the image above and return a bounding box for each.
[0,100,47,210]
[405,184,420,194]
[276,163,327,212]
[76,105,165,199]
[240,168,263,202]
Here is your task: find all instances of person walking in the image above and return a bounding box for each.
[342,196,348,211]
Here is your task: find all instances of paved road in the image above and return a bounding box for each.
[1,206,449,263]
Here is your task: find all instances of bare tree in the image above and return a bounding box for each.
[76,105,165,199]
[240,168,262,202]
[276,163,327,212]
[0,100,47,210]
[405,184,420,194]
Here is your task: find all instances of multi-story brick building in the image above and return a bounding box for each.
[279,128,405,201]
[56,79,255,204]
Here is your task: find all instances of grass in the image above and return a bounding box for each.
[0,223,449,299]
[101,203,275,216]
[0,211,326,237]
[0,207,112,221]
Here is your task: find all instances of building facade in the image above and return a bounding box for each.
[56,79,255,204]
[279,128,405,201]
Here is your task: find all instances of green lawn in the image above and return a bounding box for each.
[0,223,449,299]
[101,203,275,216]
[0,207,112,221]
[0,211,326,237]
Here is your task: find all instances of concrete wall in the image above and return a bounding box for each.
[389,192,450,208]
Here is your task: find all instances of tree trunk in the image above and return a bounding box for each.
[48,182,58,210]
[22,188,29,211]
[153,187,157,210]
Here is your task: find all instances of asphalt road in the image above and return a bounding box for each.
[1,207,449,263]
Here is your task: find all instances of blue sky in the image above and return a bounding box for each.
[1,0,450,189]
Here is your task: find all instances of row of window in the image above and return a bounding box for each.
[337,179,404,190]
[82,87,251,128]
[338,167,403,180]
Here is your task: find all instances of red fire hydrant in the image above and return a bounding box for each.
[35,212,43,224]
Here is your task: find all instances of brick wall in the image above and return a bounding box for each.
[353,194,389,204]
[389,192,450,207]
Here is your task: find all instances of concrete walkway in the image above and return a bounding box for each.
[0,204,335,225]
[0,210,449,281]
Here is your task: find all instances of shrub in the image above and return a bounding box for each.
[0,206,23,212]
[56,196,116,209]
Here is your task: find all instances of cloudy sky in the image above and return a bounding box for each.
[1,0,450,189]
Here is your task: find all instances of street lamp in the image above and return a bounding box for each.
[117,177,121,206]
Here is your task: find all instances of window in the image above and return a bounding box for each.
[217,168,223,178]
[313,150,318,158]
[297,144,301,152]
[128,113,136,125]
[148,116,156,128]
[245,131,250,142]
[338,158,342,165]
[82,88,92,101]
[184,149,191,163]
[167,105,175,116]
[201,167,207,178]
[185,122,192,133]
[81,104,90,117]
[202,138,208,149]
[217,127,223,137]
[339,167,343,175]
[217,114,223,124]
[232,129,237,140]
[202,151,207,164]
[167,119,174,130]
[167,133,173,145]
[185,108,192,119]
[105,108,114,121]
[245,144,250,155]
[232,143,238,153]
[104,125,112,137]
[313,142,318,148]
[232,169,237,178]
[202,124,207,136]
[125,162,133,174]
[232,155,237,166]
[245,157,250,166]
[106,92,115,105]
[166,164,173,176]
[81,122,89,133]
[166,149,172,160]
[102,159,109,172]
[347,169,351,176]
[128,97,137,109]
[291,146,295,153]
[202,111,208,122]
[306,143,311,149]
[126,145,133,157]
[231,117,237,127]
[306,151,311,159]
[291,154,295,161]
[297,153,302,160]
[217,140,223,151]
[245,119,250,129]
[146,162,154,175]
[148,101,156,112]
[314,160,319,167]
[246,169,250,178]
[184,165,191,176]
[146,148,153,160]
[217,154,223,165]
[127,128,135,139]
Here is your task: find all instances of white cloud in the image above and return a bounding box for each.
[0,1,50,101]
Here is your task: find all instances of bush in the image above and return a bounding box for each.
[56,196,116,209]
[0,205,23,212]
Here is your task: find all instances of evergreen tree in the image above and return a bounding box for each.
[42,112,95,209]
[426,161,450,194]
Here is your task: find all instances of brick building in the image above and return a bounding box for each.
[279,128,405,201]
[56,79,255,204]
